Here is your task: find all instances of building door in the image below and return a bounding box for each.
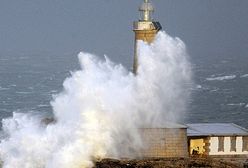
[189,139,205,155]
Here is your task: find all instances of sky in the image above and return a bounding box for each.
[0,0,248,68]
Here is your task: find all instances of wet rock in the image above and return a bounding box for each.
[41,117,56,125]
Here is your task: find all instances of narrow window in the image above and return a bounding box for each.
[243,136,248,151]
[230,137,236,152]
[218,136,224,152]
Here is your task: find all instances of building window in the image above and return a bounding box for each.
[218,136,224,152]
[230,137,236,152]
[243,136,248,151]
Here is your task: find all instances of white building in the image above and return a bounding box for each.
[187,123,248,156]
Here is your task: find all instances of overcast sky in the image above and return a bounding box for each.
[0,0,248,67]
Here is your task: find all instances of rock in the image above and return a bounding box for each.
[41,117,56,125]
[94,157,242,168]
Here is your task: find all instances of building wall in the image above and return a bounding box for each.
[209,136,248,155]
[140,128,188,158]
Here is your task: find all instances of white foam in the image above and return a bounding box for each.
[0,31,192,168]
[210,88,219,92]
[50,90,58,93]
[0,86,9,91]
[241,74,248,78]
[15,91,32,94]
[37,104,50,108]
[227,103,246,106]
[206,75,236,81]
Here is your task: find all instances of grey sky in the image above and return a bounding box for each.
[0,0,248,68]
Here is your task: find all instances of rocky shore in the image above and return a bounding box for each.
[94,157,244,168]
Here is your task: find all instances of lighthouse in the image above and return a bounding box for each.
[133,0,162,74]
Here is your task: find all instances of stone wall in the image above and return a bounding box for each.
[139,128,188,158]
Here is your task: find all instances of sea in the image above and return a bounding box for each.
[0,52,248,128]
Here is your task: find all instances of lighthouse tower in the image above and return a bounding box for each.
[133,0,162,74]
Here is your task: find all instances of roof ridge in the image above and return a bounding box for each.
[231,123,248,132]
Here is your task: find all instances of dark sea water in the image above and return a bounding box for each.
[187,55,248,128]
[0,53,79,124]
[0,53,247,128]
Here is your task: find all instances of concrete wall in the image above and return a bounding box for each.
[209,136,248,155]
[140,128,188,158]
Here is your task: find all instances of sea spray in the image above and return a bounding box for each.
[0,31,192,168]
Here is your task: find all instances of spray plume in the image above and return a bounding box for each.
[0,31,191,168]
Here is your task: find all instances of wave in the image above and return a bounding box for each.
[37,104,50,108]
[15,91,32,94]
[206,75,236,81]
[0,86,10,91]
[227,103,246,106]
[0,31,192,168]
[241,74,248,78]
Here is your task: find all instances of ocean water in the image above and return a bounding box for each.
[0,51,248,128]
[0,53,79,123]
[187,55,248,128]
